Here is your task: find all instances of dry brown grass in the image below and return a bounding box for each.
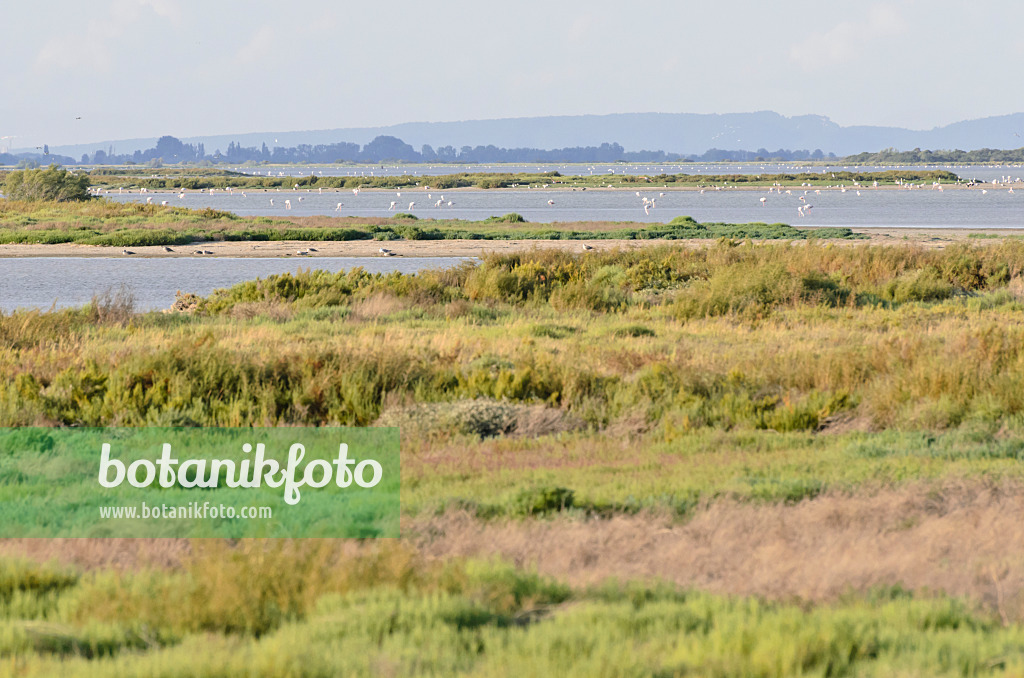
[348,292,411,321]
[228,301,295,321]
[4,480,1024,620]
[411,480,1024,620]
[0,538,189,570]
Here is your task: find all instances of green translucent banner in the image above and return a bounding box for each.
[0,427,399,537]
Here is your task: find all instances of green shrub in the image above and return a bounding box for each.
[2,165,91,202]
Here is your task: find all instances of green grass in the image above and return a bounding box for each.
[6,242,1024,516]
[2,551,1021,677]
[0,199,864,246]
[6,239,1024,674]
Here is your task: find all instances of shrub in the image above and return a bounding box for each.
[2,165,91,202]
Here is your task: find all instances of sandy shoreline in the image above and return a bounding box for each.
[0,227,1017,258]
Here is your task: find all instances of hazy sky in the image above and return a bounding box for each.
[3,0,1022,148]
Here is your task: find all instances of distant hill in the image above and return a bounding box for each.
[27,111,1024,161]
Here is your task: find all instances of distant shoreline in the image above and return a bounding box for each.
[0,227,1018,258]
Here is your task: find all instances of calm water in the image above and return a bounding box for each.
[0,257,472,313]
[104,186,1024,228]
[224,163,1024,183]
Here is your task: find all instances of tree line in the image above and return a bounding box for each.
[65,135,839,165]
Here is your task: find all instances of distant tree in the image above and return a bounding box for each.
[3,164,91,201]
[360,136,420,162]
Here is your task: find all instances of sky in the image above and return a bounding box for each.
[3,0,1023,149]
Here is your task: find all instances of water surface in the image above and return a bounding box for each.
[1,257,471,313]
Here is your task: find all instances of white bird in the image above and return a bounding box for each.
[389,201,397,210]
[759,197,766,206]
[547,200,555,205]
[643,204,650,215]
[297,249,309,255]
[378,247,391,254]
[447,201,453,207]
[435,199,443,207]
[336,203,344,210]
[582,243,594,251]
[284,199,291,209]
[408,202,415,210]
[352,188,359,195]
[145,197,153,204]
[160,200,168,206]
[270,199,275,206]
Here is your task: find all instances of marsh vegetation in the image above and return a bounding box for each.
[5,240,1024,673]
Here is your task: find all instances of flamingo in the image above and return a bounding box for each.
[285,199,291,209]
[408,202,415,210]
[759,197,766,206]
[547,200,555,205]
[336,203,344,210]
[389,201,397,210]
